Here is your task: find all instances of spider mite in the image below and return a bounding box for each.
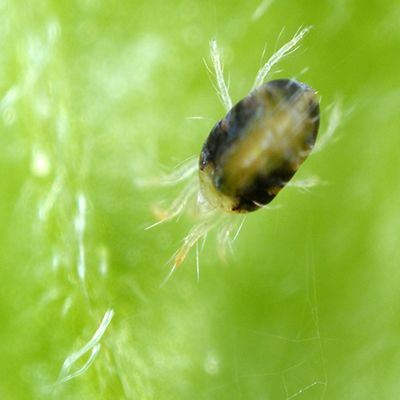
[149,27,325,284]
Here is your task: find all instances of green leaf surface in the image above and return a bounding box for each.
[2,0,400,399]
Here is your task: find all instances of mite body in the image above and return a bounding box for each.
[199,79,320,213]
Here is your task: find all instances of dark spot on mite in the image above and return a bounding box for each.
[308,99,320,119]
[199,152,207,171]
[235,164,295,212]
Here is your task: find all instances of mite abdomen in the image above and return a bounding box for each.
[199,79,320,213]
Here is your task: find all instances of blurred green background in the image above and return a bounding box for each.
[2,0,400,399]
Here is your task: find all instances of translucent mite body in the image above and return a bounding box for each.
[199,79,320,213]
[147,27,335,284]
